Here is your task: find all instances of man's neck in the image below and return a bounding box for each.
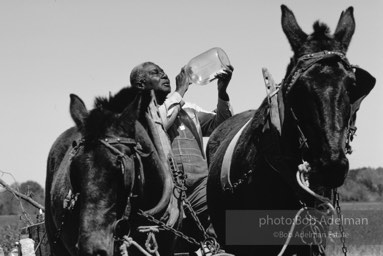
[155,91,167,105]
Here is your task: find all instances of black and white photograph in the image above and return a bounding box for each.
[0,1,382,255]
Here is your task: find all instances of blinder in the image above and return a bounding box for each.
[99,137,152,240]
[350,66,376,104]
[99,137,148,197]
[284,50,375,104]
[346,67,375,153]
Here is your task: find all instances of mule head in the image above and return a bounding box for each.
[280,5,375,188]
[68,92,146,256]
[69,93,142,255]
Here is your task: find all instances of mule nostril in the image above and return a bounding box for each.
[323,157,349,188]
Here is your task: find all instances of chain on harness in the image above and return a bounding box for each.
[170,154,223,254]
[123,153,222,256]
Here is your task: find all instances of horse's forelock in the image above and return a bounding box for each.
[312,21,331,38]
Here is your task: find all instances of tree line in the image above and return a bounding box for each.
[0,180,44,216]
[339,167,383,202]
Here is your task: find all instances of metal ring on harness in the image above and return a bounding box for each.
[113,218,131,240]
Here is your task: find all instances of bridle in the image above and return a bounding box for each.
[55,135,152,248]
[280,50,357,158]
[227,50,358,194]
[99,136,147,196]
[98,136,152,237]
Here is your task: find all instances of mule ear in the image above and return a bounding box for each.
[334,7,355,52]
[70,94,88,129]
[281,5,307,52]
[349,67,376,104]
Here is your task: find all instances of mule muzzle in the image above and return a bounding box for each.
[309,156,349,188]
[77,228,115,256]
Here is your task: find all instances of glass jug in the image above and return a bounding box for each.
[185,47,231,85]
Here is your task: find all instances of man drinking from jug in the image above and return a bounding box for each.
[130,61,234,255]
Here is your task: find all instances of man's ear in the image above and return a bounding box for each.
[135,81,145,90]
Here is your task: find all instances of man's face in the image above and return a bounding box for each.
[141,63,171,95]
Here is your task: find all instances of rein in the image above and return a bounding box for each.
[99,136,147,195]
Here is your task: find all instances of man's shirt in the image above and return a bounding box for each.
[158,92,233,190]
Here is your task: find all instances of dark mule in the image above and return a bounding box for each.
[45,89,180,256]
[207,5,375,256]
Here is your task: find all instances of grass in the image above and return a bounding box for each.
[325,202,383,256]
[326,245,383,256]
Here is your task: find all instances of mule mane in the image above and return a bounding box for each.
[94,86,140,113]
[81,87,140,143]
[83,87,151,144]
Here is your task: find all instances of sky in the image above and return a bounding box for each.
[0,0,382,188]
